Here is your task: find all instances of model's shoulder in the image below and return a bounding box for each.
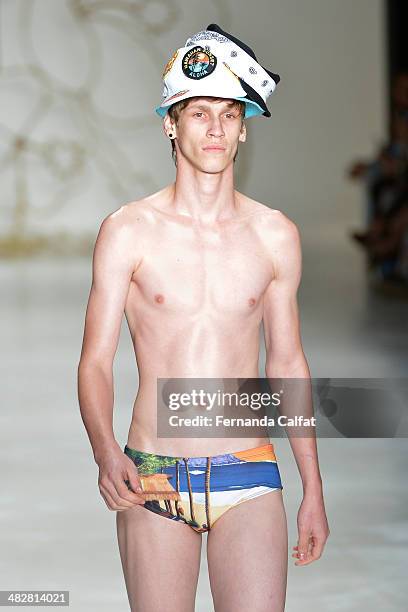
[101,186,170,231]
[122,185,175,220]
[93,203,143,254]
[238,192,279,218]
[243,195,300,238]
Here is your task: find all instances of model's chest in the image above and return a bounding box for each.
[132,226,273,316]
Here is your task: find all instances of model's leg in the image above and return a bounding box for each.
[116,504,202,612]
[207,490,288,612]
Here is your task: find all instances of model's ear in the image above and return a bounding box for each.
[238,121,246,143]
[163,114,177,138]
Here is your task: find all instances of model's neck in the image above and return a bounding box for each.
[169,167,241,224]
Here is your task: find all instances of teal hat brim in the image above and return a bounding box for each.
[155,97,265,119]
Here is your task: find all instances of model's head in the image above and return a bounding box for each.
[164,96,246,170]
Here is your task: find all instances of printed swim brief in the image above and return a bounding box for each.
[123,442,283,533]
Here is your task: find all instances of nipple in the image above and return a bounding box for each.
[248,297,257,307]
[155,294,165,304]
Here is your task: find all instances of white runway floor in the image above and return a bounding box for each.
[1,227,407,611]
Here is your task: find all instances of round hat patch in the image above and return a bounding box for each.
[182,45,217,79]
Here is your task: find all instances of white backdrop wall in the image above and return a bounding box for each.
[0,0,387,249]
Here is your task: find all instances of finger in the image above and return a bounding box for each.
[124,469,144,496]
[99,470,140,507]
[112,476,141,505]
[307,536,315,557]
[99,485,130,511]
[295,539,315,564]
[124,478,144,497]
[293,536,313,564]
[294,549,313,565]
[99,479,135,509]
[295,537,324,565]
[308,536,325,561]
[292,539,312,551]
[295,556,314,566]
[296,530,311,562]
[122,475,146,506]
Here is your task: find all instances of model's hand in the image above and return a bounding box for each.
[292,490,330,565]
[97,447,145,511]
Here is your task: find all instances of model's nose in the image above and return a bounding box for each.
[207,119,225,138]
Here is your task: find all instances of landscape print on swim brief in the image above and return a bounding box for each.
[124,444,282,533]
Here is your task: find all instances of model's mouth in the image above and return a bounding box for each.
[202,146,226,151]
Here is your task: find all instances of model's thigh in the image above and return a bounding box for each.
[116,503,202,612]
[207,490,288,612]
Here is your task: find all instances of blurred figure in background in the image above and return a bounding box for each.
[347,72,408,284]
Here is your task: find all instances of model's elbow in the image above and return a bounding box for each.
[77,355,113,381]
[265,352,309,378]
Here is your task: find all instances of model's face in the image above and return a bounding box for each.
[165,97,246,172]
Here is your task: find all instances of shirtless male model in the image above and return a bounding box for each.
[78,23,330,612]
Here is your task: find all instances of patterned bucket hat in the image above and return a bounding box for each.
[155,23,281,119]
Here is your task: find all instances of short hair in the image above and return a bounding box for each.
[167,97,246,166]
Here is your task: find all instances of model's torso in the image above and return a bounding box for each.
[124,185,280,456]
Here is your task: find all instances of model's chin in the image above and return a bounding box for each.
[182,150,233,172]
[199,151,231,165]
[199,159,232,173]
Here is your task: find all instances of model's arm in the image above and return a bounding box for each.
[77,207,143,510]
[262,212,330,565]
